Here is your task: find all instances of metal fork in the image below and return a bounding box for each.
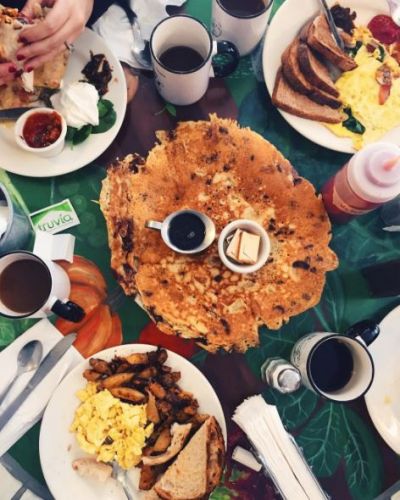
[111,461,135,500]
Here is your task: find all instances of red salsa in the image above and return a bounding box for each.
[22,111,62,148]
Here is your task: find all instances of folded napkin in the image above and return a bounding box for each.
[0,453,52,500]
[233,395,327,500]
[0,319,82,457]
[92,0,187,69]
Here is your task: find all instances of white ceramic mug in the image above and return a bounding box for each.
[0,251,85,322]
[150,15,239,106]
[291,321,380,402]
[212,0,273,56]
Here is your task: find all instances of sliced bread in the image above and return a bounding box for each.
[272,69,344,124]
[281,38,341,109]
[306,15,357,71]
[297,41,340,97]
[154,417,225,500]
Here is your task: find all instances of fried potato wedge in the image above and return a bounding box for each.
[110,387,146,403]
[146,391,160,424]
[83,369,102,382]
[89,358,112,375]
[149,382,166,399]
[139,465,159,491]
[124,353,149,365]
[100,373,133,390]
[153,428,171,453]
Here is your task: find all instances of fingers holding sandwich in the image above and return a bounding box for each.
[16,0,94,70]
[0,63,18,86]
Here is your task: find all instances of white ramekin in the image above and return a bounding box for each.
[218,219,271,274]
[14,107,67,158]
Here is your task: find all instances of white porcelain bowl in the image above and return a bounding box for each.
[218,219,271,274]
[14,107,67,158]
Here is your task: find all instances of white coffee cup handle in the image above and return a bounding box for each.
[145,220,163,231]
[345,320,380,346]
[49,296,85,323]
[210,40,240,78]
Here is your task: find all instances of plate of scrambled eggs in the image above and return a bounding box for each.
[264,0,400,153]
[39,344,226,500]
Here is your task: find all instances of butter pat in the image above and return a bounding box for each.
[238,231,260,265]
[226,229,242,260]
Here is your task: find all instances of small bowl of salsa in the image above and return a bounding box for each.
[15,107,67,157]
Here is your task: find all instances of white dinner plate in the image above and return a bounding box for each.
[39,344,226,500]
[0,28,126,178]
[365,305,400,454]
[263,0,396,153]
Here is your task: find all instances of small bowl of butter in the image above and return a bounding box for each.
[218,220,271,274]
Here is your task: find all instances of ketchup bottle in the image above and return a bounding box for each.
[322,143,400,223]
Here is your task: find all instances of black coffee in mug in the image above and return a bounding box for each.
[159,46,205,72]
[0,259,51,314]
[309,338,354,392]
[168,212,206,251]
[219,0,266,16]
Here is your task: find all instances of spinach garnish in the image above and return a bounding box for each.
[346,41,362,58]
[342,107,366,135]
[377,45,385,63]
[66,98,116,145]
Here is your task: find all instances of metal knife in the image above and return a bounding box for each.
[318,0,346,51]
[0,333,77,433]
[0,107,37,121]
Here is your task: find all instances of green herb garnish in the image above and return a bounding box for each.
[377,45,385,63]
[342,107,366,135]
[66,98,116,145]
[347,41,362,58]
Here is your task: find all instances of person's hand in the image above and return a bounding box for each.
[16,0,94,72]
[0,62,17,86]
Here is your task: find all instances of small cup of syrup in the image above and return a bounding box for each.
[145,209,216,255]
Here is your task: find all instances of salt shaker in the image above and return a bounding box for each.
[261,357,301,394]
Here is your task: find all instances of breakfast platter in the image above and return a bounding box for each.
[39,344,226,500]
[0,28,126,178]
[264,0,400,153]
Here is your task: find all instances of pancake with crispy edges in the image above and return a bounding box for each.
[100,115,338,352]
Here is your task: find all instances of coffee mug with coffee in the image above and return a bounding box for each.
[145,209,216,255]
[0,251,85,322]
[212,0,273,56]
[291,320,380,402]
[150,15,239,106]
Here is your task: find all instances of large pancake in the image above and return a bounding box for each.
[100,115,338,352]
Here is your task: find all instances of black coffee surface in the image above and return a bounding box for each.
[220,0,266,16]
[0,259,51,314]
[310,339,354,393]
[159,46,205,72]
[168,213,206,251]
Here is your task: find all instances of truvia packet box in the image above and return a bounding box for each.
[30,199,80,234]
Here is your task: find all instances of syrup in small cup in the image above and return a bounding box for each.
[15,108,67,158]
[218,219,270,274]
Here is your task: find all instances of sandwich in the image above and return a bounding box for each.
[153,416,225,500]
[0,4,69,109]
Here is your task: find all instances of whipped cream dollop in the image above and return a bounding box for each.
[51,82,99,129]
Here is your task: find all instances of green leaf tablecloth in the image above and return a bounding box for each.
[1,0,400,498]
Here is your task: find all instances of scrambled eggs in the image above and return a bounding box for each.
[327,27,400,149]
[70,382,153,469]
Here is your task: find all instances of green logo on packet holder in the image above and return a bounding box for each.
[29,199,80,234]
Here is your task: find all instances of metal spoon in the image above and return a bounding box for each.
[0,340,43,407]
[387,0,400,26]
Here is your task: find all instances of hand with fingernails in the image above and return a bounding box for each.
[0,62,18,86]
[16,0,94,73]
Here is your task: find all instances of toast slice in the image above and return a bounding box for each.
[306,15,357,71]
[297,41,340,97]
[154,417,225,500]
[272,69,344,124]
[281,38,341,109]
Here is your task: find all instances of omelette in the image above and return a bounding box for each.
[71,382,153,469]
[327,27,400,149]
[100,115,338,353]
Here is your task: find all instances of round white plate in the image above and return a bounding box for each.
[263,0,396,153]
[39,344,226,500]
[0,28,126,177]
[365,305,400,454]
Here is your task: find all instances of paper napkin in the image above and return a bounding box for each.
[92,0,187,69]
[233,395,327,500]
[0,319,83,457]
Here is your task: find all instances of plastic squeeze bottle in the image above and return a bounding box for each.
[322,142,400,223]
